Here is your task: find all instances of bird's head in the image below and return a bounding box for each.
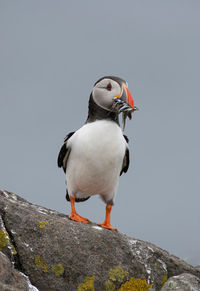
[89,76,138,129]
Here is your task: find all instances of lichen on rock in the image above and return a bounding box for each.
[34,254,49,273]
[104,279,116,291]
[78,275,95,291]
[118,277,153,291]
[39,221,49,229]
[0,215,17,259]
[0,189,200,291]
[109,266,129,283]
[51,263,64,276]
[0,230,7,251]
[161,273,168,287]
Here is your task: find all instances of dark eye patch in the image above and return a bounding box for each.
[106,83,112,91]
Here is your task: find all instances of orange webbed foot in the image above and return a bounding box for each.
[69,196,89,223]
[98,222,117,231]
[69,212,89,223]
[98,204,117,231]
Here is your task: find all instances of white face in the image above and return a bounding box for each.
[92,78,122,111]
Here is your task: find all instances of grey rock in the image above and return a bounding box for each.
[0,189,199,291]
[161,273,200,291]
[196,265,200,272]
[0,251,38,291]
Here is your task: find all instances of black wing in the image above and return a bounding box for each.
[58,131,91,202]
[120,135,130,176]
[57,131,75,173]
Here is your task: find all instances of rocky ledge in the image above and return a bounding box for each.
[0,189,199,291]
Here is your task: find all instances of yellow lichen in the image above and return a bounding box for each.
[0,229,17,255]
[11,245,17,255]
[104,280,116,291]
[35,254,49,272]
[118,277,153,291]
[161,273,168,286]
[109,266,129,283]
[78,275,95,291]
[39,221,49,229]
[154,263,158,268]
[0,230,7,250]
[51,263,64,276]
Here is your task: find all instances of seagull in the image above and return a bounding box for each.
[57,76,137,230]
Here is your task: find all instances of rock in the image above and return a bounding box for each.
[196,266,200,272]
[0,189,200,291]
[0,251,38,291]
[161,273,200,290]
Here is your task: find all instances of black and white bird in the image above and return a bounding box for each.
[57,76,137,230]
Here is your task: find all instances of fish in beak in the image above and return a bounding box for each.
[112,83,138,130]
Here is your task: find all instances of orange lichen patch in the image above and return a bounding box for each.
[78,275,95,291]
[51,263,64,276]
[39,221,49,229]
[35,254,49,273]
[118,277,153,291]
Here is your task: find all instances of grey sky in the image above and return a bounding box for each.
[0,1,200,265]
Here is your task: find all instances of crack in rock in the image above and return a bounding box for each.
[0,215,17,265]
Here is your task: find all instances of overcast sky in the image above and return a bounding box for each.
[0,0,200,266]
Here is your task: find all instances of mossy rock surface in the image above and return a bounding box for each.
[0,190,200,290]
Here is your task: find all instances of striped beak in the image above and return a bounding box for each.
[112,83,138,130]
[120,84,138,112]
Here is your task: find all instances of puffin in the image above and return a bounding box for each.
[57,76,137,230]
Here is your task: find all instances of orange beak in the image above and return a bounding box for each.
[124,86,135,112]
[120,84,136,112]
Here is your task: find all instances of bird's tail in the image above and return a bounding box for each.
[66,190,90,203]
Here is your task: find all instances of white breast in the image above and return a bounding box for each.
[66,120,127,203]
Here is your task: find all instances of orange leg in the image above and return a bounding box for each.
[98,204,117,231]
[69,196,89,223]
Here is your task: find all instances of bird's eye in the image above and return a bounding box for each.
[106,83,112,91]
